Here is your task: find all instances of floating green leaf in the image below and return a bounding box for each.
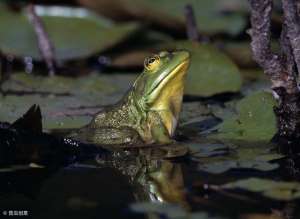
[0,72,137,129]
[222,178,300,201]
[0,5,139,61]
[213,91,277,141]
[159,41,242,97]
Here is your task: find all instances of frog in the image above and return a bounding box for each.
[70,50,190,146]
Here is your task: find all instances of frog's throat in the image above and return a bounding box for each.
[148,60,189,136]
[151,61,188,136]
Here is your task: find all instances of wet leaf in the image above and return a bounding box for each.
[213,92,277,141]
[0,72,137,129]
[222,178,300,201]
[159,41,242,97]
[0,5,139,61]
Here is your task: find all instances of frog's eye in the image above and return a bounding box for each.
[144,55,160,71]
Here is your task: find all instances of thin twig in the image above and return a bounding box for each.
[26,4,56,76]
[184,4,200,42]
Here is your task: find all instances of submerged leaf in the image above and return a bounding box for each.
[222,178,300,201]
[196,143,284,174]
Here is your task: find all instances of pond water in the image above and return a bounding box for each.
[1,129,300,219]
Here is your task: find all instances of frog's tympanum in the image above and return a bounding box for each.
[72,51,190,146]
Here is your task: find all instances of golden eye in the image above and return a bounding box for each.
[144,55,160,71]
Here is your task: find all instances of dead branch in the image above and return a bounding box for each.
[279,21,299,95]
[26,4,57,76]
[280,23,294,74]
[248,0,299,94]
[249,0,300,141]
[282,0,300,74]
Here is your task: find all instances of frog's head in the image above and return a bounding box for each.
[132,50,190,136]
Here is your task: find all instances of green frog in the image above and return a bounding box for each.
[71,51,190,146]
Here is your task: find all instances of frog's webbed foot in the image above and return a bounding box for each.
[70,126,143,146]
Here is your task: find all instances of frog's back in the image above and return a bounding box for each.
[69,94,144,146]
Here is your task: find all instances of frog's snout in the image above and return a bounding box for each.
[173,50,190,61]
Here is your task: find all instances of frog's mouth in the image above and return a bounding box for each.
[149,58,190,136]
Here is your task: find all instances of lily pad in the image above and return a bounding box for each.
[136,0,247,36]
[0,72,137,129]
[195,142,284,174]
[159,41,242,97]
[0,5,139,61]
[198,159,279,174]
[222,178,300,201]
[213,91,277,141]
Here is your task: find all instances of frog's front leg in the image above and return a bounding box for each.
[72,126,143,146]
[147,111,173,145]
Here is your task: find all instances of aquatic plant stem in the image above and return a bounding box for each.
[184,4,200,42]
[26,4,57,76]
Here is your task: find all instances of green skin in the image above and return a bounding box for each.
[72,51,190,146]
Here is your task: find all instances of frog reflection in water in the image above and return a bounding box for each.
[71,51,190,146]
[136,159,189,209]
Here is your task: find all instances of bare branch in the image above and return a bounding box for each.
[280,22,296,73]
[26,4,57,76]
[279,22,299,93]
[282,0,300,76]
[248,0,298,93]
